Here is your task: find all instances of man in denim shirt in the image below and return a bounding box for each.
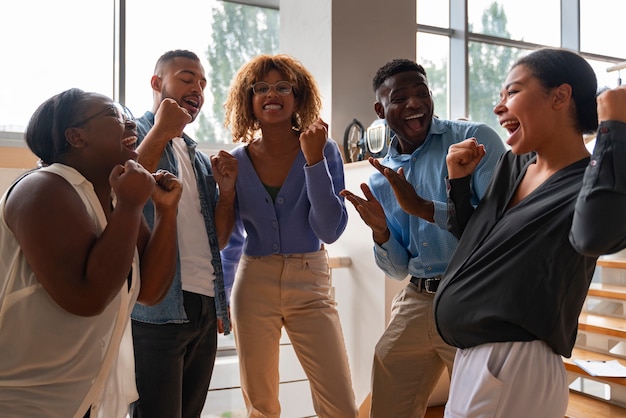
[129,50,238,418]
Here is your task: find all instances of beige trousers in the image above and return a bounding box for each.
[444,340,568,418]
[370,283,456,418]
[231,251,357,418]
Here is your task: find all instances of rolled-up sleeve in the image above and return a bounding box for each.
[570,121,626,256]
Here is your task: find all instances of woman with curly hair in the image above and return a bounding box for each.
[221,54,357,418]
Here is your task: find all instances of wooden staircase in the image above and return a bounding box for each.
[565,258,626,417]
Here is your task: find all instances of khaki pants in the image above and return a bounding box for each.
[444,340,568,418]
[231,251,357,418]
[370,283,456,418]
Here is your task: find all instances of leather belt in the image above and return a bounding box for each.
[410,276,441,294]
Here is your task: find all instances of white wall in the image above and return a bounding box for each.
[0,168,28,194]
[326,160,386,404]
[280,0,417,161]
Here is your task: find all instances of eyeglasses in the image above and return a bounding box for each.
[69,102,134,127]
[251,81,293,96]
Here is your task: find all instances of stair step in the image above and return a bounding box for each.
[566,390,626,417]
[579,312,626,339]
[595,260,626,286]
[585,299,625,318]
[566,348,626,386]
[589,283,626,301]
[565,348,626,408]
[598,259,626,270]
[568,258,626,415]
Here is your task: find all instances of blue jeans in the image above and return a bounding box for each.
[130,291,218,418]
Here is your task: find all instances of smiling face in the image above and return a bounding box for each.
[154,56,206,122]
[251,69,296,129]
[494,64,555,154]
[67,93,139,166]
[374,70,434,153]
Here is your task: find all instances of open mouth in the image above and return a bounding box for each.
[122,135,138,150]
[182,98,200,115]
[184,98,199,109]
[501,119,520,135]
[405,113,426,131]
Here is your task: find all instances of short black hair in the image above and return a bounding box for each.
[372,59,428,92]
[154,49,200,72]
[25,88,87,165]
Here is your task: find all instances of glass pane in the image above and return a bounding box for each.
[126,0,279,148]
[468,0,560,46]
[0,0,114,134]
[417,0,449,27]
[581,0,626,58]
[125,0,214,127]
[417,32,449,120]
[467,42,526,138]
[588,58,624,91]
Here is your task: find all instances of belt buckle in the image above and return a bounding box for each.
[423,278,438,294]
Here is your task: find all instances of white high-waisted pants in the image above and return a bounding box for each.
[444,340,568,418]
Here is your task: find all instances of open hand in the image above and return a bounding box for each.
[340,183,390,244]
[369,158,434,221]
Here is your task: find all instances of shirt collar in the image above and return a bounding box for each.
[386,117,447,159]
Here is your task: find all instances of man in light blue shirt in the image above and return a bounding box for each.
[341,58,505,417]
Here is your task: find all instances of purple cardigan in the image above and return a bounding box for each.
[220,138,348,288]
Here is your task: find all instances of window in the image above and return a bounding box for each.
[468,0,560,46]
[468,42,525,136]
[415,0,626,132]
[589,58,624,91]
[124,0,215,131]
[0,0,278,153]
[581,0,626,58]
[417,0,449,27]
[126,0,279,149]
[417,32,449,119]
[0,0,114,136]
[5,1,625,150]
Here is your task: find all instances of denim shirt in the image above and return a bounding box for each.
[131,111,230,335]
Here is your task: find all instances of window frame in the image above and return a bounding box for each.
[419,0,626,120]
[3,0,626,150]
